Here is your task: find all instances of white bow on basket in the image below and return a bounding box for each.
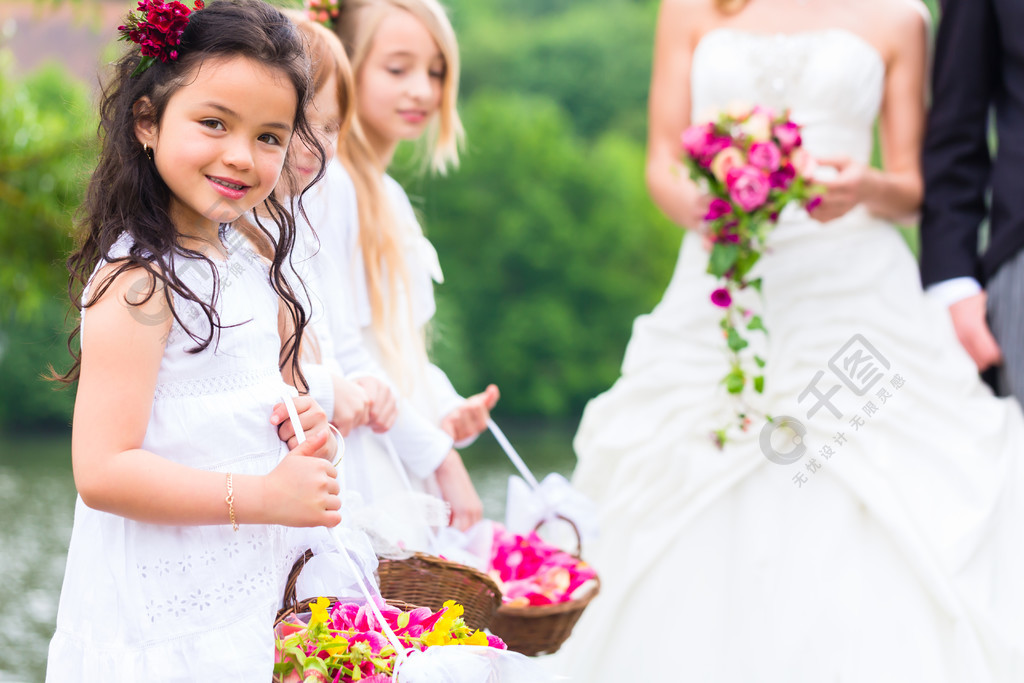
[487,419,599,548]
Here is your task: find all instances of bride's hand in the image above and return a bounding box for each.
[679,179,713,232]
[807,156,869,223]
[680,182,713,250]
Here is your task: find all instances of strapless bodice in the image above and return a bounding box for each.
[691,28,885,164]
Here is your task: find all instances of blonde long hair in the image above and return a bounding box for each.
[336,0,463,173]
[334,0,463,391]
[716,0,749,13]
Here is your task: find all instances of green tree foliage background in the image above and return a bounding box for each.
[0,52,94,431]
[2,0,940,431]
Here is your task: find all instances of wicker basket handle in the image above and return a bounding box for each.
[533,514,583,559]
[276,548,315,625]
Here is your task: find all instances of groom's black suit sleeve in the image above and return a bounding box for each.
[921,0,1024,287]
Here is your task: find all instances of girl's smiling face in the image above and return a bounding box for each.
[356,8,444,162]
[135,55,298,240]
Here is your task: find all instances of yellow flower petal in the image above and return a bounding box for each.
[463,630,488,646]
[308,596,331,627]
[423,630,450,647]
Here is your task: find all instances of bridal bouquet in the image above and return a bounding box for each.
[488,524,598,606]
[274,598,506,682]
[680,105,821,446]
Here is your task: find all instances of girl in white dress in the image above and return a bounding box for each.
[47,1,343,680]
[269,12,455,551]
[261,11,400,442]
[556,0,1024,680]
[309,0,499,531]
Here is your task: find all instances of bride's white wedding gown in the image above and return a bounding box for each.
[554,28,1024,681]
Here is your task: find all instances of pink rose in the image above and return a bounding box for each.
[681,123,732,167]
[681,122,716,159]
[748,141,782,172]
[703,136,732,166]
[710,146,745,182]
[705,198,733,221]
[769,162,796,189]
[772,121,802,154]
[726,166,771,212]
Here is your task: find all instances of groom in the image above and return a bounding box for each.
[921,0,1024,404]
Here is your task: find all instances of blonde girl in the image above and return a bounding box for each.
[322,0,499,530]
[267,10,402,439]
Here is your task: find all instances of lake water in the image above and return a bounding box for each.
[0,420,578,681]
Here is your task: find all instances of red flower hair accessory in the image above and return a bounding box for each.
[118,0,205,76]
[305,0,340,28]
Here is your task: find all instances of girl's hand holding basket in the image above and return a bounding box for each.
[271,395,337,461]
[261,431,342,528]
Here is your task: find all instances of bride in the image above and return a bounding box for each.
[554,0,1024,680]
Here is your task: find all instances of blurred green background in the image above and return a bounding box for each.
[0,0,940,433]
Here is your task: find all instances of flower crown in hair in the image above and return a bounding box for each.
[305,0,340,28]
[118,0,205,76]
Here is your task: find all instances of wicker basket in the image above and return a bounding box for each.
[488,577,599,656]
[487,517,600,656]
[376,552,502,631]
[276,549,418,625]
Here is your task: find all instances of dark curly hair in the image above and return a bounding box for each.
[56,0,325,390]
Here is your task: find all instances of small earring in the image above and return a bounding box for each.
[143,143,154,160]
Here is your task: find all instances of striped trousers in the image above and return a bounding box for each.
[987,246,1024,403]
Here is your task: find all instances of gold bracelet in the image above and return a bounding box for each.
[225,472,238,532]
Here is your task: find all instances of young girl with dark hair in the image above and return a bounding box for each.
[47,1,343,679]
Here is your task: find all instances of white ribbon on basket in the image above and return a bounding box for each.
[341,417,490,568]
[279,392,410,668]
[343,429,451,558]
[487,419,599,545]
[280,393,562,683]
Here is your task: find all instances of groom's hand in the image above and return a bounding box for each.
[949,291,1002,372]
